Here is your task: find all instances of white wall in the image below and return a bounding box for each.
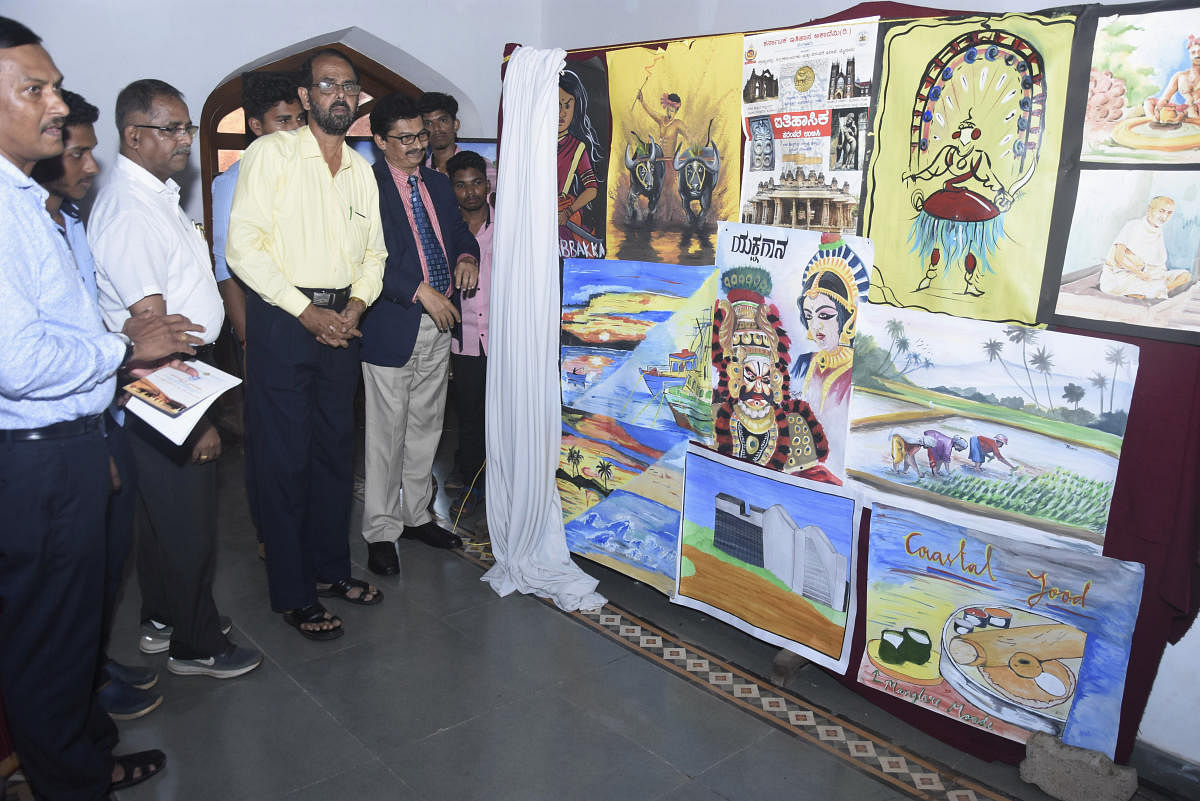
[17,0,542,215]
[1138,621,1200,764]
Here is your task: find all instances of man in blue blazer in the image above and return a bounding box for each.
[360,93,479,575]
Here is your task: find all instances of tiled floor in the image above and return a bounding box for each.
[26,437,1173,801]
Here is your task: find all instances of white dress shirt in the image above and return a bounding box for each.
[89,154,224,343]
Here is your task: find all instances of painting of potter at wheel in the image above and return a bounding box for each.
[1082,8,1200,163]
[858,503,1145,757]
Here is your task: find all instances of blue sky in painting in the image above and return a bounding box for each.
[563,258,716,307]
[682,450,856,558]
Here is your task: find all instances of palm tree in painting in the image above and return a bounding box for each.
[566,446,583,478]
[1029,346,1056,411]
[1062,382,1086,411]
[1089,371,1108,416]
[595,459,614,492]
[983,338,1038,406]
[1105,346,1128,413]
[1004,325,1041,409]
[873,318,906,375]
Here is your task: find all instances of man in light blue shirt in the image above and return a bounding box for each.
[0,17,202,800]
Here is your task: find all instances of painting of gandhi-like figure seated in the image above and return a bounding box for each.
[1099,196,1191,300]
[1053,169,1200,343]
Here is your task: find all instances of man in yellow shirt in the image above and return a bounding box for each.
[228,48,385,640]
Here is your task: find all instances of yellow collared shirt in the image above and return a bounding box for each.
[227,126,385,317]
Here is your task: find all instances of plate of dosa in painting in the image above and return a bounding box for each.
[939,605,1082,734]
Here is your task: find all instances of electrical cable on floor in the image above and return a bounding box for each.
[451,459,487,542]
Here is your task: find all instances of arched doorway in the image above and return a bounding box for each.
[199,27,479,241]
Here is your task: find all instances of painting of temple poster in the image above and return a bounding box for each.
[676,444,860,672]
[1052,169,1200,342]
[860,13,1075,324]
[1082,7,1200,164]
[559,258,718,594]
[712,222,871,481]
[739,18,878,235]
[847,303,1138,543]
[859,502,1144,757]
[605,35,742,265]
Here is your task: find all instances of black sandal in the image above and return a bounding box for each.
[283,603,344,640]
[110,748,166,790]
[316,576,383,606]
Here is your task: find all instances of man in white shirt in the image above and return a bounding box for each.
[90,78,261,679]
[1100,195,1191,299]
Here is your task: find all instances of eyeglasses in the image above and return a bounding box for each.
[386,130,431,146]
[311,80,362,96]
[134,123,198,139]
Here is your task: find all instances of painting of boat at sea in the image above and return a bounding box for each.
[714,222,872,481]
[559,258,718,594]
[674,444,861,673]
[847,303,1138,543]
[859,502,1144,756]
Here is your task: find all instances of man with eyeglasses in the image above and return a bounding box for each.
[359,92,479,576]
[228,49,385,640]
[0,16,206,798]
[89,78,263,679]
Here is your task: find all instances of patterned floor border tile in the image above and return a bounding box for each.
[453,533,1018,801]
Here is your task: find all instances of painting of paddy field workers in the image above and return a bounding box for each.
[559,258,718,594]
[676,445,860,672]
[846,304,1139,543]
[859,503,1144,757]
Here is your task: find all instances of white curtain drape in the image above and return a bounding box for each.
[482,46,607,613]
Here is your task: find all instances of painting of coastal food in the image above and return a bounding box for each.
[675,444,859,672]
[846,304,1139,543]
[559,258,718,593]
[859,503,1144,757]
[1082,7,1200,164]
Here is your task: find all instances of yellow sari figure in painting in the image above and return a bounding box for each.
[792,234,870,476]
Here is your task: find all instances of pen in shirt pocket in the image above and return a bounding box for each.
[349,205,367,220]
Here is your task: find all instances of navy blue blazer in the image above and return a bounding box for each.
[360,161,480,368]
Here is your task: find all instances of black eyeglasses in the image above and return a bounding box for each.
[134,123,198,139]
[386,130,431,146]
[311,80,362,96]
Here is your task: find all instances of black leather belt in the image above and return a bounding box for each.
[0,413,104,443]
[296,286,351,310]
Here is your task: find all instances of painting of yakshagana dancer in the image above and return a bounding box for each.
[847,303,1138,544]
[1053,169,1200,343]
[676,444,860,673]
[558,57,609,259]
[1082,8,1200,164]
[714,222,871,480]
[861,14,1075,324]
[859,503,1144,757]
[559,258,718,594]
[605,36,742,265]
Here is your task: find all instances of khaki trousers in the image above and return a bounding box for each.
[361,315,451,543]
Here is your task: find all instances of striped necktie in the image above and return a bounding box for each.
[408,174,450,293]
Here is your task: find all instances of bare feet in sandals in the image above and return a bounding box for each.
[111,748,166,790]
[283,603,344,640]
[316,576,382,605]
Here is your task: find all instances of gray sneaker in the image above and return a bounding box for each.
[166,645,263,679]
[139,615,233,654]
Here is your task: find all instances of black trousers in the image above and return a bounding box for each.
[129,415,228,659]
[0,428,117,801]
[245,292,357,611]
[449,350,487,486]
[100,412,137,672]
